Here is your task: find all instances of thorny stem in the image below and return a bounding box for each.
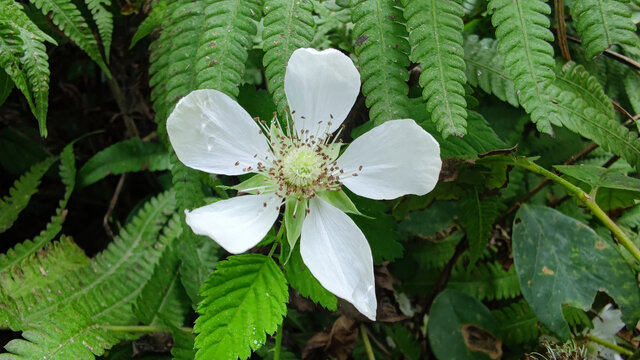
[586,334,634,356]
[103,325,193,334]
[274,323,283,360]
[512,157,640,264]
[360,323,376,360]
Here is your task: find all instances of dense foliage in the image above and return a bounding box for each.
[1,0,640,359]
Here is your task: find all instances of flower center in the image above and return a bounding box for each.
[281,147,323,187]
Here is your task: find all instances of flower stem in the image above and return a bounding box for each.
[102,325,193,334]
[586,334,634,356]
[360,323,376,360]
[274,323,283,360]
[512,157,640,264]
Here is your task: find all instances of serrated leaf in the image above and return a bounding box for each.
[194,254,288,360]
[512,204,640,339]
[492,300,540,345]
[78,137,170,187]
[461,191,502,265]
[555,62,614,119]
[170,326,196,360]
[404,0,468,137]
[571,0,640,59]
[352,0,411,125]
[489,0,560,134]
[84,0,113,59]
[0,156,56,233]
[130,0,166,49]
[284,243,337,311]
[0,66,13,106]
[262,0,314,114]
[30,0,111,76]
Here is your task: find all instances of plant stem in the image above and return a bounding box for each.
[274,323,283,360]
[102,325,193,334]
[513,157,640,264]
[586,334,634,356]
[360,323,376,360]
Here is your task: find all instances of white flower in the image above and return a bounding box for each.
[588,304,625,360]
[166,48,442,320]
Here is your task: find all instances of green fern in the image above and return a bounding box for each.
[489,0,560,135]
[130,0,166,49]
[0,156,56,233]
[555,61,614,118]
[262,0,314,115]
[551,63,640,169]
[571,0,639,59]
[352,0,411,125]
[0,0,55,136]
[449,261,521,301]
[0,236,89,298]
[461,191,502,266]
[0,191,179,358]
[463,35,519,107]
[84,0,113,59]
[29,0,111,77]
[195,254,288,360]
[492,299,540,345]
[403,0,467,137]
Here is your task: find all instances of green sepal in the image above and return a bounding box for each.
[325,143,342,161]
[283,198,307,263]
[225,173,274,194]
[318,190,364,216]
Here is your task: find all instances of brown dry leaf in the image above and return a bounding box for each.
[302,316,358,360]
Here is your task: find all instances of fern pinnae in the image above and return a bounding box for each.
[489,0,559,135]
[262,0,314,115]
[555,61,615,118]
[84,0,113,59]
[404,0,467,137]
[464,35,520,107]
[29,0,111,77]
[570,0,639,59]
[352,0,411,125]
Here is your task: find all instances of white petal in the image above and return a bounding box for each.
[167,89,271,175]
[185,194,281,254]
[337,119,441,200]
[284,48,360,138]
[300,197,376,320]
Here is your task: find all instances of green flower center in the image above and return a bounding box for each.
[281,147,323,187]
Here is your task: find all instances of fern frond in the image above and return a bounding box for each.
[352,0,410,125]
[463,35,519,107]
[404,0,467,137]
[29,0,110,76]
[0,0,55,136]
[551,64,640,169]
[492,300,540,345]
[449,262,521,301]
[0,236,89,299]
[262,0,314,115]
[489,0,560,135]
[84,0,113,59]
[130,0,166,49]
[571,0,639,59]
[461,191,502,266]
[0,156,56,233]
[555,62,614,118]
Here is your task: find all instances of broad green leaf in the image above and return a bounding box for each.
[284,243,337,311]
[78,138,170,187]
[554,165,640,192]
[512,204,640,339]
[428,289,502,360]
[194,254,288,360]
[0,156,57,233]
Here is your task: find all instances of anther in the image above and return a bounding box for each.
[263,202,267,207]
[330,114,334,119]
[352,173,358,176]
[235,161,240,166]
[301,116,306,119]
[359,165,363,171]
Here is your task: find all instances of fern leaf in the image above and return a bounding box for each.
[352,0,410,125]
[170,326,196,360]
[0,236,89,299]
[262,0,314,114]
[551,64,640,169]
[0,0,55,136]
[489,0,560,134]
[84,0,113,59]
[492,300,540,345]
[461,191,502,266]
[134,242,191,328]
[0,68,13,106]
[29,0,111,76]
[571,0,639,59]
[463,35,519,107]
[555,62,614,118]
[404,0,467,137]
[194,254,288,360]
[0,156,56,233]
[130,0,166,49]
[449,262,521,301]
